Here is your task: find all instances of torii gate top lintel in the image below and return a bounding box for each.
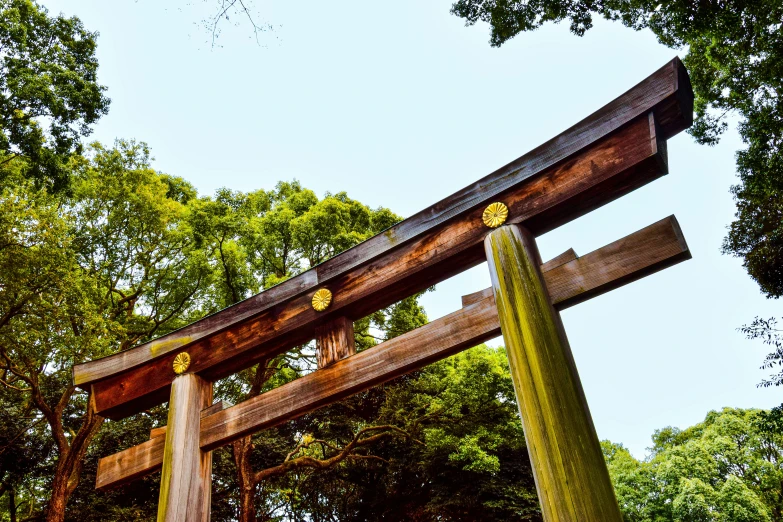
[73,57,692,421]
[76,58,696,522]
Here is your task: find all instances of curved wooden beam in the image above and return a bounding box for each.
[75,58,692,419]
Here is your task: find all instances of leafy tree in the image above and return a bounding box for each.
[0,142,209,522]
[603,407,783,521]
[449,0,783,299]
[0,0,109,192]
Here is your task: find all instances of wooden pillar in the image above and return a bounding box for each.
[484,224,622,522]
[315,316,356,368]
[157,373,213,522]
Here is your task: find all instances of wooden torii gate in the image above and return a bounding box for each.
[74,58,694,521]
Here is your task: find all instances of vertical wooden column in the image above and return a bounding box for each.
[157,373,213,522]
[484,224,622,522]
[315,316,356,368]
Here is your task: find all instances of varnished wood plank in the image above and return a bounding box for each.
[199,294,502,451]
[541,248,578,272]
[461,288,494,308]
[95,216,690,489]
[97,437,165,490]
[96,293,500,490]
[485,224,622,521]
[73,58,691,399]
[150,401,232,440]
[315,316,356,368]
[157,374,212,522]
[86,111,671,419]
[546,215,690,310]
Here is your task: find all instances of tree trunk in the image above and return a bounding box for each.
[232,358,277,522]
[9,487,16,522]
[233,436,257,522]
[44,404,103,522]
[47,466,71,522]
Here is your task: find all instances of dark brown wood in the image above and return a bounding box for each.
[74,58,691,403]
[315,317,356,368]
[98,292,501,491]
[77,59,691,400]
[94,216,690,489]
[83,108,674,419]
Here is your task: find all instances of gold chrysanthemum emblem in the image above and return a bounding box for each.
[311,288,332,312]
[482,202,508,228]
[173,352,191,374]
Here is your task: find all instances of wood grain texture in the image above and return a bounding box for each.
[546,215,690,310]
[98,402,228,491]
[541,248,578,272]
[461,288,494,308]
[74,58,691,399]
[149,401,232,441]
[485,224,622,521]
[86,111,672,419]
[94,216,690,489]
[157,374,212,522]
[315,316,356,369]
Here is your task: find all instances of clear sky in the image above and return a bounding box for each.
[43,0,780,458]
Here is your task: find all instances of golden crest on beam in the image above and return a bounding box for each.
[483,202,509,228]
[312,288,333,312]
[172,352,191,374]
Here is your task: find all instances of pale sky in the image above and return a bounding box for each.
[44,0,780,458]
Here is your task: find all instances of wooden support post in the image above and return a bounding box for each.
[484,224,622,522]
[157,374,213,522]
[315,316,355,368]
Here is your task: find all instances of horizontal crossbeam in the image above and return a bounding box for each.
[96,216,689,490]
[82,101,684,419]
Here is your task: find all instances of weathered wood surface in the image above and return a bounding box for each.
[156,374,213,522]
[73,59,690,410]
[149,401,232,440]
[99,401,230,490]
[547,215,690,309]
[82,107,675,419]
[541,248,578,272]
[315,316,356,368]
[95,216,689,489]
[485,224,622,521]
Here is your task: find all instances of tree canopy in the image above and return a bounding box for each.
[1,140,468,521]
[0,142,210,521]
[0,0,109,192]
[604,407,783,521]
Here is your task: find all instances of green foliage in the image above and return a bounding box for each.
[741,317,783,387]
[0,0,109,192]
[604,407,783,521]
[278,345,540,521]
[0,142,210,519]
[450,0,783,300]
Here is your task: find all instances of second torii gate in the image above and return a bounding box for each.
[73,57,694,521]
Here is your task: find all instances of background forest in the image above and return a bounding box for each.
[1,0,782,520]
